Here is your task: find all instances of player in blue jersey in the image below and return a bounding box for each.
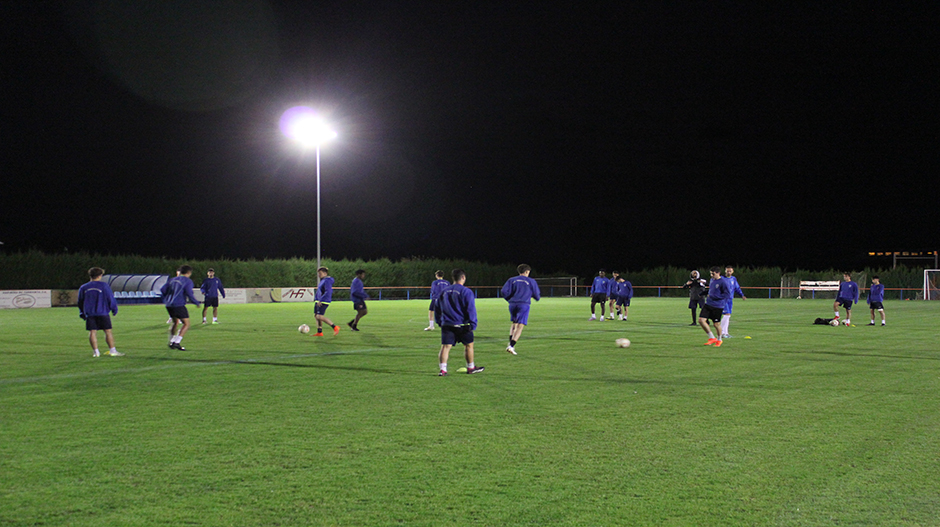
[77,267,123,357]
[605,271,621,320]
[425,270,450,331]
[313,267,340,336]
[500,264,541,355]
[161,265,201,350]
[720,265,746,338]
[867,275,886,326]
[435,269,484,376]
[699,267,731,346]
[615,275,633,320]
[588,269,609,321]
[833,272,859,326]
[200,268,226,325]
[348,269,369,331]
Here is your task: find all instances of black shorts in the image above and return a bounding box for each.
[836,299,853,310]
[699,304,724,323]
[353,301,367,311]
[315,302,329,316]
[592,293,607,303]
[203,296,219,308]
[428,299,437,311]
[85,315,112,331]
[869,301,884,310]
[166,306,189,320]
[441,326,474,346]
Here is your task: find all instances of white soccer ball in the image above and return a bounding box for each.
[298,324,311,334]
[616,338,631,348]
[830,319,839,327]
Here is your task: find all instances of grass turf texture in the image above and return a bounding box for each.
[2,298,938,526]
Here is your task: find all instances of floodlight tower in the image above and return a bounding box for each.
[280,107,337,273]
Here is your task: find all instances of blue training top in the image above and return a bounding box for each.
[78,280,118,317]
[500,275,541,305]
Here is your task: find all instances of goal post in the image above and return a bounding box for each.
[924,270,940,300]
[534,277,578,297]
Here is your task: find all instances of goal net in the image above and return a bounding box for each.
[535,277,578,297]
[924,270,940,300]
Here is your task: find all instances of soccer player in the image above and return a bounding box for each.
[77,267,123,357]
[160,265,201,350]
[720,265,746,338]
[699,266,731,347]
[435,269,484,376]
[348,269,369,331]
[606,270,620,320]
[867,275,886,326]
[616,275,633,320]
[313,267,340,337]
[588,269,609,321]
[833,272,859,326]
[683,270,707,325]
[200,268,226,324]
[425,270,449,331]
[166,268,180,324]
[500,264,541,355]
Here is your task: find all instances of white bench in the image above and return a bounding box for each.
[797,281,840,299]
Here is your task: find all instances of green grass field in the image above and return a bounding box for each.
[2,298,938,526]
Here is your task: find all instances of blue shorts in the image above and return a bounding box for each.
[315,302,330,316]
[428,299,437,311]
[723,300,734,315]
[85,315,112,331]
[441,326,474,346]
[509,303,530,325]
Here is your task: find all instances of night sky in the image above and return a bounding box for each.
[2,1,937,277]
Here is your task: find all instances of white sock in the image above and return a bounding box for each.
[93,348,100,354]
[109,347,117,353]
[707,332,715,339]
[213,317,218,322]
[203,318,207,322]
[468,362,474,369]
[834,311,840,318]
[440,363,447,372]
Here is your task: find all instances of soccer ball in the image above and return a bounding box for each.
[298,324,311,334]
[616,338,631,348]
[830,319,839,327]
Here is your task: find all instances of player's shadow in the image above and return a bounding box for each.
[135,355,421,375]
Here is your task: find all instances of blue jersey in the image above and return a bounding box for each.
[78,280,118,318]
[500,275,541,305]
[316,276,335,303]
[350,277,368,303]
[619,280,633,299]
[705,276,731,308]
[161,276,200,307]
[435,283,477,329]
[725,275,744,310]
[200,277,225,298]
[591,276,609,295]
[868,283,885,304]
[837,281,859,304]
[430,279,450,300]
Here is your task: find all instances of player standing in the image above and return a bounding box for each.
[78,267,123,357]
[720,265,746,338]
[699,266,731,347]
[435,269,484,376]
[867,275,886,326]
[833,272,859,326]
[616,275,633,320]
[500,264,541,355]
[348,269,369,331]
[606,271,620,320]
[314,267,340,336]
[161,265,201,350]
[425,270,450,331]
[200,268,226,324]
[588,269,609,321]
[683,270,707,325]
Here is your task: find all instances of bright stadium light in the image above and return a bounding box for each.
[280,106,336,275]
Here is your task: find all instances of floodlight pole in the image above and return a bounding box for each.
[316,143,322,273]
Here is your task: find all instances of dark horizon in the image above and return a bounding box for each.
[3,2,937,279]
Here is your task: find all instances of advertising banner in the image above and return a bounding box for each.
[0,290,52,309]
